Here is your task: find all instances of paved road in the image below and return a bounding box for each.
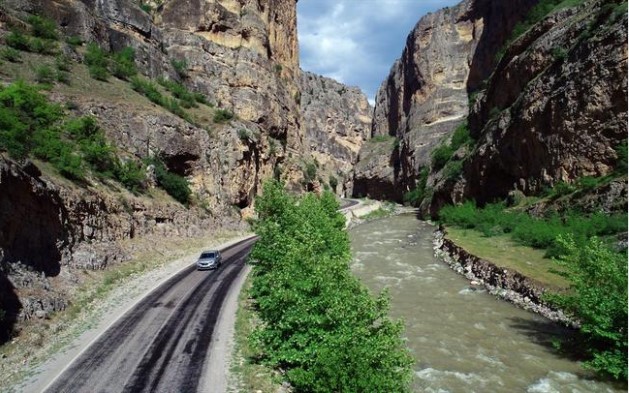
[44,238,257,393]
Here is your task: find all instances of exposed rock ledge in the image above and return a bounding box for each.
[433,229,575,327]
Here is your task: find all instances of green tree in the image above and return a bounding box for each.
[545,236,628,380]
[248,181,413,391]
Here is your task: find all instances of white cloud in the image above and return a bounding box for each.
[298,0,459,102]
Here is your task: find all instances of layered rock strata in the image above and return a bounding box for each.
[354,0,536,200]
[0,0,369,339]
[444,0,628,206]
[299,71,372,196]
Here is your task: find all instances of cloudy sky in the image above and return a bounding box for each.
[297,0,459,105]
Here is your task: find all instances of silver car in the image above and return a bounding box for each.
[196,250,222,270]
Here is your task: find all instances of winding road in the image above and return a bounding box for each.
[43,237,257,393]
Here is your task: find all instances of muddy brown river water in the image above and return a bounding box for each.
[349,214,624,393]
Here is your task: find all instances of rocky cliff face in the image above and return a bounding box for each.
[354,0,536,200]
[299,71,372,196]
[0,0,368,339]
[444,0,628,207]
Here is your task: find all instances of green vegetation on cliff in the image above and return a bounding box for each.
[0,81,191,204]
[248,181,413,392]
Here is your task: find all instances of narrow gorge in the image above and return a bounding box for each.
[0,0,626,391]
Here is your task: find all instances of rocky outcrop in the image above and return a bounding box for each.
[0,0,372,340]
[299,71,372,196]
[352,138,400,200]
[445,0,628,206]
[0,156,245,325]
[355,0,536,200]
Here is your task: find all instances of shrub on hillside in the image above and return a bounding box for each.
[5,31,30,51]
[147,158,191,205]
[111,47,137,80]
[85,42,110,81]
[213,108,233,123]
[27,15,58,40]
[114,159,146,193]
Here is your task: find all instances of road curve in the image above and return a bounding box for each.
[44,237,257,393]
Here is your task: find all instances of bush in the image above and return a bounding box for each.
[329,175,338,192]
[171,58,188,79]
[615,140,627,174]
[55,54,72,72]
[1,47,21,62]
[439,199,627,254]
[431,143,454,171]
[111,47,137,80]
[303,161,317,183]
[131,76,164,105]
[213,109,233,123]
[35,64,55,84]
[5,30,30,51]
[157,77,197,108]
[0,81,63,159]
[403,167,429,207]
[27,15,58,40]
[248,181,413,391]
[88,65,109,81]
[148,158,191,205]
[114,159,145,193]
[450,122,472,150]
[85,42,110,81]
[65,116,116,176]
[237,128,250,141]
[444,160,463,180]
[545,236,627,380]
[66,36,83,47]
[370,135,395,143]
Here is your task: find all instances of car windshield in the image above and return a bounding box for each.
[200,252,216,259]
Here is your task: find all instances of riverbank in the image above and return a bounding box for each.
[351,213,622,392]
[433,228,575,326]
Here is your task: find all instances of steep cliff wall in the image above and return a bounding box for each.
[299,71,372,196]
[354,0,536,200]
[432,0,628,210]
[0,0,367,340]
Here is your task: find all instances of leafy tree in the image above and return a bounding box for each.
[545,236,627,380]
[248,181,413,391]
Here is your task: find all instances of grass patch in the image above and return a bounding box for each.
[230,277,282,392]
[369,135,396,144]
[445,227,569,289]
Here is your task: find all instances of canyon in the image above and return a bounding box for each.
[0,0,626,385]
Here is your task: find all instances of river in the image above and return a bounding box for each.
[349,214,624,393]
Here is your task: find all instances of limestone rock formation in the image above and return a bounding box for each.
[354,0,536,200]
[450,0,628,205]
[0,0,367,339]
[299,71,372,196]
